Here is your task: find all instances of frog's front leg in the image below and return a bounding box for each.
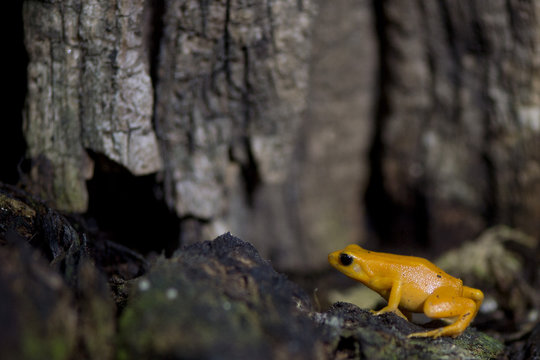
[370,278,408,320]
[408,287,477,338]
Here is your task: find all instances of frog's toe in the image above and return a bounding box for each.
[371,308,408,321]
[407,329,443,338]
[408,326,467,339]
[370,309,388,316]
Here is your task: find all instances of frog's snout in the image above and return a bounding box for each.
[328,251,339,268]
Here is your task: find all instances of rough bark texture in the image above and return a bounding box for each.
[23,0,161,212]
[375,0,540,251]
[239,0,377,270]
[155,0,315,220]
[21,0,540,271]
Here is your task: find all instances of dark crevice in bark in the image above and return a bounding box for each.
[1,1,28,185]
[224,30,261,207]
[239,139,262,207]
[411,187,430,248]
[186,111,196,154]
[481,149,498,226]
[198,0,209,36]
[143,0,179,251]
[146,0,165,87]
[479,34,499,229]
[145,0,165,154]
[241,45,252,128]
[364,0,395,245]
[365,1,430,248]
[220,0,243,97]
[265,0,276,50]
[239,45,261,206]
[439,0,462,125]
[85,151,179,256]
[223,0,233,86]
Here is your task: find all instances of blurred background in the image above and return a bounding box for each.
[4,0,539,337]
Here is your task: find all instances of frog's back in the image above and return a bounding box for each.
[360,249,438,269]
[363,250,461,289]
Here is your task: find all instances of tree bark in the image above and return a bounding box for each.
[240,0,377,270]
[23,0,161,212]
[375,0,540,251]
[155,0,315,222]
[21,0,540,271]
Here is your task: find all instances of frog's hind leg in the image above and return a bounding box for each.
[407,288,477,338]
[462,286,484,318]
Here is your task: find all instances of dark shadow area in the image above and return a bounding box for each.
[85,151,179,256]
[1,2,28,185]
[228,139,262,208]
[364,0,429,250]
[145,0,165,87]
[364,0,396,247]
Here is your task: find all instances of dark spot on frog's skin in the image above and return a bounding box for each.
[436,295,439,298]
[437,274,442,278]
[339,253,353,266]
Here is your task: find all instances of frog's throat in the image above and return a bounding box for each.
[346,263,369,283]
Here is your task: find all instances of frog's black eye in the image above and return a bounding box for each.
[339,253,353,266]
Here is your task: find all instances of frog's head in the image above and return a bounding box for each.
[328,244,370,283]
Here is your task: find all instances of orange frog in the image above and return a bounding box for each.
[328,244,484,338]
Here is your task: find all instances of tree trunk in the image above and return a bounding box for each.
[373,0,540,252]
[240,0,377,270]
[154,0,314,221]
[21,0,540,272]
[23,0,161,212]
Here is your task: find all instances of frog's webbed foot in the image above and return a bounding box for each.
[408,328,448,339]
[370,307,409,321]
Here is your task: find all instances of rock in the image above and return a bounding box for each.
[0,240,116,360]
[319,302,505,360]
[436,226,539,338]
[0,183,87,284]
[118,232,505,359]
[505,322,540,360]
[0,245,77,360]
[522,323,540,360]
[0,182,146,287]
[117,233,325,359]
[75,258,117,360]
[0,188,513,359]
[0,183,126,360]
